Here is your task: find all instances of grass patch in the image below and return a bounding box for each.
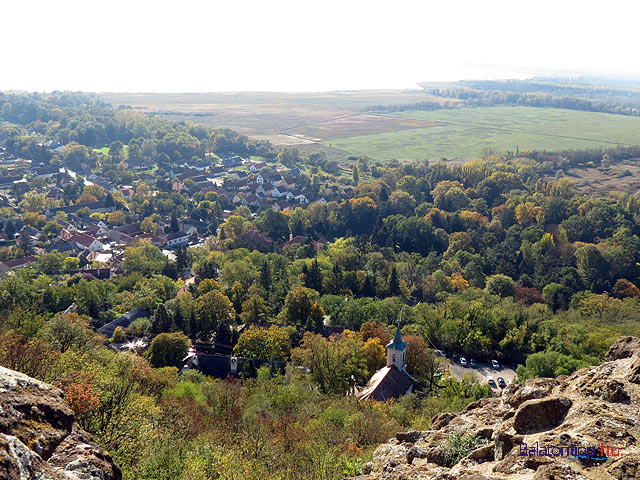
[94,145,129,155]
[325,106,640,161]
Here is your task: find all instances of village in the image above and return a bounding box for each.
[0,140,347,276]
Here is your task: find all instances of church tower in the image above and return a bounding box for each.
[386,325,408,370]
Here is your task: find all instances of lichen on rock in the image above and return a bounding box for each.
[0,366,121,480]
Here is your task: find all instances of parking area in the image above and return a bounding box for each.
[446,357,518,392]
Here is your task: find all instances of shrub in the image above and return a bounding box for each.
[445,432,489,466]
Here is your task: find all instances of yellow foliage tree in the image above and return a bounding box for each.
[515,202,542,226]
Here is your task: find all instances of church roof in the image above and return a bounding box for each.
[356,365,414,402]
[386,325,408,351]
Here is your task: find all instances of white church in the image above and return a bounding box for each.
[357,325,415,402]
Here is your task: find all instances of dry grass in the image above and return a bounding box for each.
[554,162,640,194]
[99,90,452,146]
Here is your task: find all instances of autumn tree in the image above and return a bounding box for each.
[233,325,290,361]
[359,321,391,345]
[431,180,469,212]
[515,202,542,226]
[362,337,386,374]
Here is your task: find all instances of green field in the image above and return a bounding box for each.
[325,107,640,161]
[93,145,129,155]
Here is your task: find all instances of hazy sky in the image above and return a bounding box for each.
[2,0,638,92]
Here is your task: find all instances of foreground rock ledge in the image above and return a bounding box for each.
[0,365,121,480]
[354,336,640,480]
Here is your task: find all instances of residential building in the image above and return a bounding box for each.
[166,231,190,248]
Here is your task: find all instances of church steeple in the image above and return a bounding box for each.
[386,325,408,369]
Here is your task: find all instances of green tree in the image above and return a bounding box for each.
[239,294,270,324]
[215,321,233,345]
[3,219,16,238]
[281,286,318,325]
[259,261,271,291]
[122,243,167,276]
[388,266,400,296]
[542,282,571,311]
[575,244,608,291]
[147,332,191,368]
[41,313,101,353]
[169,214,180,233]
[485,274,515,298]
[42,221,63,238]
[36,251,65,275]
[292,331,368,394]
[152,303,173,333]
[233,325,290,361]
[255,210,289,241]
[193,290,235,340]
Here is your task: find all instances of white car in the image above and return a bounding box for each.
[491,359,500,369]
[460,357,468,367]
[487,375,495,386]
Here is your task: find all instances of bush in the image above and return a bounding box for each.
[112,326,125,343]
[445,432,489,466]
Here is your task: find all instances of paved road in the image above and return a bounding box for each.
[447,357,518,393]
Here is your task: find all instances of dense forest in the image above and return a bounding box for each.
[2,91,640,478]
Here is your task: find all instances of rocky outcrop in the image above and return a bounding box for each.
[0,366,121,480]
[354,336,640,480]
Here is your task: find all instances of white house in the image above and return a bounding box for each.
[58,221,78,233]
[248,161,267,173]
[69,233,104,252]
[181,224,198,236]
[166,231,190,248]
[295,194,309,205]
[232,171,248,181]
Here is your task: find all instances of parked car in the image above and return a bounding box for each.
[436,350,447,357]
[487,375,495,386]
[491,359,500,369]
[460,357,468,367]
[469,358,477,368]
[497,377,506,388]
